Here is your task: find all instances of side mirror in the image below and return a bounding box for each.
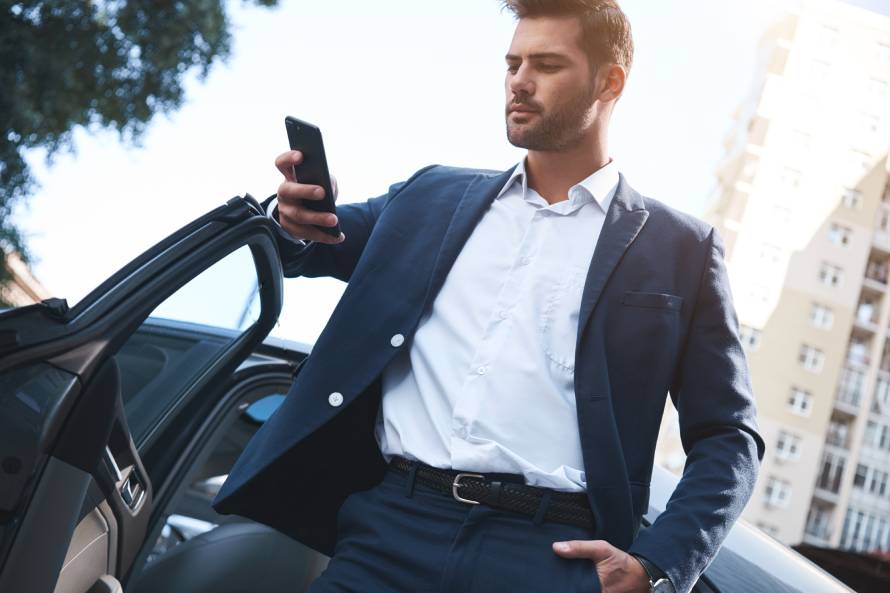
[241,394,286,425]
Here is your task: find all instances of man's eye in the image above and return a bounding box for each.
[540,64,561,72]
[507,65,519,74]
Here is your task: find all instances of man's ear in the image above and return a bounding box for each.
[599,64,626,102]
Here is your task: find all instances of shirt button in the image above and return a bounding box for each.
[499,310,509,320]
[477,366,487,375]
[390,333,405,347]
[328,392,344,407]
[520,256,531,266]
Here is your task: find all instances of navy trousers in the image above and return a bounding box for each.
[309,463,603,593]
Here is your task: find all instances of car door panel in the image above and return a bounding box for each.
[0,196,283,593]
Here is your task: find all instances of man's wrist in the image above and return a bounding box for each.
[631,554,674,593]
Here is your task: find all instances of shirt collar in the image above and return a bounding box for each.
[495,156,619,212]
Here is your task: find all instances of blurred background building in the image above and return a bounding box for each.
[658,0,890,554]
[0,251,49,307]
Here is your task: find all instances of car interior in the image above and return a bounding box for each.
[49,331,328,593]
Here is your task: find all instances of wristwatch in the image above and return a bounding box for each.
[632,554,675,593]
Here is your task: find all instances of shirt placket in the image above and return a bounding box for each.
[449,199,546,453]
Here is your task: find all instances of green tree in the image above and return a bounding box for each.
[0,0,278,302]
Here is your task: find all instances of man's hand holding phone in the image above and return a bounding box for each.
[274,149,346,245]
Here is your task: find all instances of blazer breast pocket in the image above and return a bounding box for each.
[621,290,683,312]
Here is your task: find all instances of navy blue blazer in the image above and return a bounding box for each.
[212,165,765,593]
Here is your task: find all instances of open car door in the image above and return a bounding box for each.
[0,195,283,593]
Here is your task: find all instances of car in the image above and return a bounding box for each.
[0,196,855,593]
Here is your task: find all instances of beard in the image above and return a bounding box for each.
[505,83,598,152]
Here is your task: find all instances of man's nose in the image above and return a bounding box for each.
[508,65,535,97]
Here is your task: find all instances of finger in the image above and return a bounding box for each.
[285,224,345,244]
[277,181,326,206]
[552,540,614,562]
[274,150,304,182]
[279,204,338,228]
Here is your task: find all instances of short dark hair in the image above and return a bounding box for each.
[501,0,634,74]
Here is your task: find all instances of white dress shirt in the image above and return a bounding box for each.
[268,158,619,492]
[379,159,618,492]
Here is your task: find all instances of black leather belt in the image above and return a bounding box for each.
[389,456,595,531]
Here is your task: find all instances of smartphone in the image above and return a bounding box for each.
[284,116,341,237]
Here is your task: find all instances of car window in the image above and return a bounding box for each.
[114,246,261,448]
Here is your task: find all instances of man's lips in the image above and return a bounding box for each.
[509,107,540,115]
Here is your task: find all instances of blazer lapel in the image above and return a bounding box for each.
[420,168,514,312]
[577,173,649,342]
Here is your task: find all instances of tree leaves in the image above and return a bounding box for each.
[0,0,279,297]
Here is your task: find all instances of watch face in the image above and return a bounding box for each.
[652,578,674,593]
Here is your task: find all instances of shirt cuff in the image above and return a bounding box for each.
[266,197,308,246]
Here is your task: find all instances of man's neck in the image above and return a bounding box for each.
[525,141,610,206]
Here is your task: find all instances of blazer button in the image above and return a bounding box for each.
[390,333,405,347]
[328,392,344,407]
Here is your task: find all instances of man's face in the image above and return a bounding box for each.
[504,15,600,152]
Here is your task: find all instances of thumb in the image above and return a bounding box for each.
[552,540,614,562]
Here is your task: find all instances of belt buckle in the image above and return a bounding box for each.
[452,472,485,504]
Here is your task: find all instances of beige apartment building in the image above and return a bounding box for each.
[0,251,49,307]
[693,0,890,552]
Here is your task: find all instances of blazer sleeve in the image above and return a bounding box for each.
[628,227,766,593]
[262,165,437,282]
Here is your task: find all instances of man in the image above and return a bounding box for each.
[212,2,764,592]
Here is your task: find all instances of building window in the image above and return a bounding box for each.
[818,451,845,493]
[799,344,825,373]
[739,325,762,351]
[765,477,792,508]
[878,424,890,451]
[867,257,889,284]
[843,188,863,208]
[818,263,843,288]
[788,387,813,416]
[806,506,833,540]
[828,223,852,246]
[811,303,834,329]
[827,419,850,448]
[776,430,801,460]
[848,337,871,367]
[853,464,868,489]
[863,421,890,451]
[856,297,877,326]
[869,469,889,497]
[837,366,866,406]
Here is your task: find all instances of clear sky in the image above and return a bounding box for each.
[12,0,887,344]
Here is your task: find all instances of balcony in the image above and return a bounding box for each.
[874,228,890,255]
[854,299,881,333]
[813,484,841,504]
[804,520,833,544]
[835,365,865,415]
[865,257,889,291]
[826,422,851,449]
[873,372,890,416]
